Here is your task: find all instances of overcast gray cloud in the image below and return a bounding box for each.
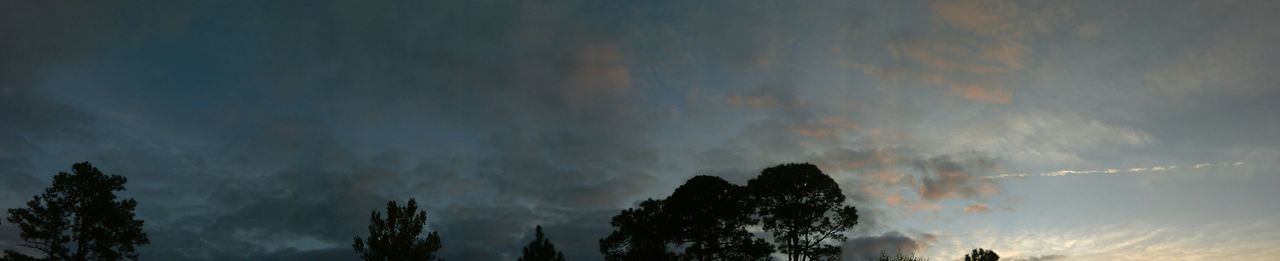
[841,231,936,261]
[3,0,1279,260]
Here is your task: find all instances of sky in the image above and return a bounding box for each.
[1,0,1278,260]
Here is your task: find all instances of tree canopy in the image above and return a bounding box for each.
[3,162,149,260]
[600,199,679,261]
[519,226,566,261]
[602,167,861,261]
[663,175,772,260]
[601,175,779,260]
[748,163,859,261]
[353,198,442,261]
[964,248,999,261]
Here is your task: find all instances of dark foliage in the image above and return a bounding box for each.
[4,162,149,260]
[600,199,679,261]
[664,176,773,260]
[353,198,442,261]
[748,163,859,261]
[602,165,862,261]
[964,248,999,261]
[601,175,776,260]
[519,226,565,261]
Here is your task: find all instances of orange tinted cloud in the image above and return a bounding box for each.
[893,41,1008,75]
[964,203,992,213]
[930,0,1019,35]
[950,84,1012,104]
[858,0,1083,104]
[726,94,780,108]
[1074,21,1102,41]
[870,170,910,185]
[823,116,860,130]
[856,63,948,85]
[885,194,906,205]
[794,124,836,139]
[569,43,630,95]
[559,43,633,109]
[793,116,861,139]
[911,201,944,211]
[980,40,1027,70]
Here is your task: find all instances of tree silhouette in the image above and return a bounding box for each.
[353,198,442,261]
[3,162,149,260]
[964,248,998,261]
[600,199,679,261]
[601,175,779,260]
[663,175,772,260]
[748,163,859,261]
[519,226,566,261]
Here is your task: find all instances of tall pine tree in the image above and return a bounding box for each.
[519,226,565,261]
[353,198,442,261]
[748,163,859,261]
[4,162,149,260]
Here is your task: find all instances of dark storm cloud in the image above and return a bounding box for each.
[689,83,819,181]
[113,115,615,260]
[430,206,613,260]
[0,1,102,203]
[139,113,648,260]
[0,1,192,92]
[0,0,195,150]
[3,0,674,259]
[537,210,618,261]
[687,82,1007,245]
[842,231,935,261]
[694,83,1002,205]
[1014,254,1069,261]
[8,0,1225,259]
[0,148,45,206]
[432,206,538,260]
[914,153,999,201]
[226,0,669,211]
[254,247,354,261]
[0,2,116,247]
[0,0,211,213]
[132,119,390,260]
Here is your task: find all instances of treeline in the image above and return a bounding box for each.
[1,162,1000,261]
[871,248,998,261]
[600,163,858,260]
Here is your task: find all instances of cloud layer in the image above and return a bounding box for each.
[2,0,1278,260]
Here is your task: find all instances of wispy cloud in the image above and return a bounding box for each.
[857,0,1084,104]
[1143,1,1280,96]
[942,111,1156,166]
[984,161,1245,179]
[927,220,1280,260]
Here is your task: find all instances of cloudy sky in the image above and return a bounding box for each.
[2,0,1278,260]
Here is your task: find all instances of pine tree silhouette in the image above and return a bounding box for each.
[749,163,859,261]
[519,226,566,261]
[353,198,442,261]
[4,162,149,260]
